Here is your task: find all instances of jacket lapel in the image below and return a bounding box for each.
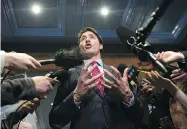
[103,64,114,98]
[75,65,83,75]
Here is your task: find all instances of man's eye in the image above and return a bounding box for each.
[81,37,85,41]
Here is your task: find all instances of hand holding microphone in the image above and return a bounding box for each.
[3,52,41,71]
[32,76,59,99]
[156,51,185,64]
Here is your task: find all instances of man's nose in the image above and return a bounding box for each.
[85,38,90,43]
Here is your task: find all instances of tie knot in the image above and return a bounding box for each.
[91,61,97,66]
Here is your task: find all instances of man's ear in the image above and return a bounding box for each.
[100,44,103,50]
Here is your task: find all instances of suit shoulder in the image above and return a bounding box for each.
[68,67,77,74]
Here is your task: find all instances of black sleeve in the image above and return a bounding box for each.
[122,97,144,129]
[109,66,144,128]
[49,69,79,129]
[1,78,37,106]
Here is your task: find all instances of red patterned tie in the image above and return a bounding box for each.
[91,61,104,96]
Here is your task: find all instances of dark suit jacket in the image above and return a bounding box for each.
[49,64,144,129]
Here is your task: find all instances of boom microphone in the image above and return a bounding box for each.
[39,46,88,69]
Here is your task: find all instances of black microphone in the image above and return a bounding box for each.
[117,64,127,76]
[116,26,169,76]
[45,69,68,84]
[39,46,88,69]
[116,26,135,51]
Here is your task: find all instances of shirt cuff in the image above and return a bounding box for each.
[122,92,135,108]
[74,101,81,109]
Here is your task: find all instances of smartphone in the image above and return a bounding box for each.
[127,65,139,80]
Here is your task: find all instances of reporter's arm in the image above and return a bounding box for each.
[1,78,37,106]
[167,82,187,113]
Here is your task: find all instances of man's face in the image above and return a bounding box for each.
[79,31,103,58]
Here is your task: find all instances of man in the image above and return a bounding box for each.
[49,27,143,129]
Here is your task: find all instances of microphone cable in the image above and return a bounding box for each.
[1,70,11,84]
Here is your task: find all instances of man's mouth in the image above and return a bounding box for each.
[85,44,92,49]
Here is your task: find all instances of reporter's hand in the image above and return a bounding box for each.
[146,71,175,92]
[18,98,40,114]
[139,79,156,96]
[4,52,41,71]
[73,61,103,102]
[156,51,184,64]
[32,76,59,98]
[17,121,32,129]
[171,69,187,82]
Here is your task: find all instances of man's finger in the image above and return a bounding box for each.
[86,72,103,85]
[83,60,93,71]
[86,64,97,77]
[123,68,129,81]
[110,66,122,79]
[88,82,99,89]
[103,77,114,85]
[101,82,112,89]
[104,69,120,85]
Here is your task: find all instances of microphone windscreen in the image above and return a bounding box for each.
[116,25,135,44]
[53,46,88,69]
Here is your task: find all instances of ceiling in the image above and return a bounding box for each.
[1,0,187,55]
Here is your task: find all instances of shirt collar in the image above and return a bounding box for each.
[84,59,103,68]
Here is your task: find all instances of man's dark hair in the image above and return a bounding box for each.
[77,27,103,45]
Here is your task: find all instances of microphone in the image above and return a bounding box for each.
[45,69,68,84]
[117,64,128,76]
[116,26,153,57]
[116,0,174,77]
[116,26,172,77]
[39,46,88,69]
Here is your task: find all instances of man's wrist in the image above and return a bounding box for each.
[123,93,133,104]
[122,91,135,107]
[73,91,81,103]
